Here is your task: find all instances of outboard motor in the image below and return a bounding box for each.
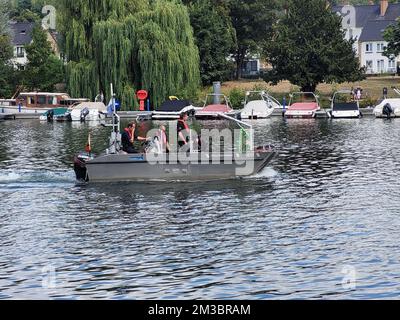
[73,152,94,182]
[383,103,393,119]
[47,109,54,122]
[80,107,90,122]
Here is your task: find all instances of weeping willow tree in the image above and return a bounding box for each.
[59,0,200,110]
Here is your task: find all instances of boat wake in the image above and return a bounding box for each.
[0,169,76,185]
[245,167,278,180]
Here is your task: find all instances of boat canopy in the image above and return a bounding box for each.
[158,99,192,112]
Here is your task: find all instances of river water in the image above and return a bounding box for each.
[0,117,400,300]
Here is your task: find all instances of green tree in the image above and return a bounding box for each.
[186,0,236,85]
[0,0,17,98]
[59,0,200,110]
[24,25,64,91]
[264,0,364,92]
[227,0,279,79]
[0,35,16,98]
[384,20,400,59]
[1,0,11,35]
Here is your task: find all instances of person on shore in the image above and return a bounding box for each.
[356,88,362,101]
[121,121,148,153]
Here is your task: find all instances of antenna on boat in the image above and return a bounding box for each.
[101,83,122,154]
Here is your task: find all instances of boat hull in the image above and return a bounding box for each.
[331,110,361,118]
[374,99,400,118]
[1,105,53,115]
[285,112,316,119]
[195,112,240,120]
[78,150,275,182]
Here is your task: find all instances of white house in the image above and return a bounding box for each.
[8,21,35,70]
[8,21,61,70]
[334,0,400,74]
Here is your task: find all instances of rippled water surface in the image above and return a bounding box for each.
[1,118,400,299]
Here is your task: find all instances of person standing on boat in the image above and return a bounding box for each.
[177,112,190,149]
[121,122,148,153]
[157,125,171,153]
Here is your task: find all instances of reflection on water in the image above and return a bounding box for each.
[1,118,400,299]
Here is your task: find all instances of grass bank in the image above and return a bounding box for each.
[197,77,400,109]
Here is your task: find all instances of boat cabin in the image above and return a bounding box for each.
[16,92,71,109]
[0,99,17,107]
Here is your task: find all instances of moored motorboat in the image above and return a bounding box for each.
[74,86,275,183]
[152,96,196,120]
[1,92,70,115]
[241,91,280,119]
[284,92,320,118]
[39,108,70,122]
[195,94,239,120]
[374,88,400,118]
[330,90,361,119]
[68,102,107,122]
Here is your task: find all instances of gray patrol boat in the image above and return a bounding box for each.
[74,86,275,183]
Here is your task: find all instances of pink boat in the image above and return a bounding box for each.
[195,94,239,120]
[285,92,320,118]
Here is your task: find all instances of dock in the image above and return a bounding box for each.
[0,108,377,121]
[271,108,375,118]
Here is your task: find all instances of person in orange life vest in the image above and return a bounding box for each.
[157,125,171,153]
[177,112,190,148]
[121,122,148,153]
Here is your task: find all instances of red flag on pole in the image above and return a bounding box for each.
[85,133,92,153]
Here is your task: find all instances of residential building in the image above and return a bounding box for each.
[333,0,400,74]
[8,21,61,70]
[9,21,34,70]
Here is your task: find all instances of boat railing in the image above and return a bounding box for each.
[218,113,253,153]
[393,87,400,97]
[262,93,282,108]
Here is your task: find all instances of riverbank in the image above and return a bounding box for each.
[204,76,400,109]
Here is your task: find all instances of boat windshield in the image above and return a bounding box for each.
[334,92,353,104]
[290,93,317,104]
[204,94,229,107]
[245,92,265,103]
[333,92,358,111]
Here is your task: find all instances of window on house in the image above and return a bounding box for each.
[366,43,373,53]
[16,47,25,58]
[389,59,395,70]
[377,43,386,52]
[377,60,385,73]
[366,60,373,71]
[250,61,258,72]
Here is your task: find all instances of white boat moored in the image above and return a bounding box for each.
[330,90,361,118]
[240,91,281,119]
